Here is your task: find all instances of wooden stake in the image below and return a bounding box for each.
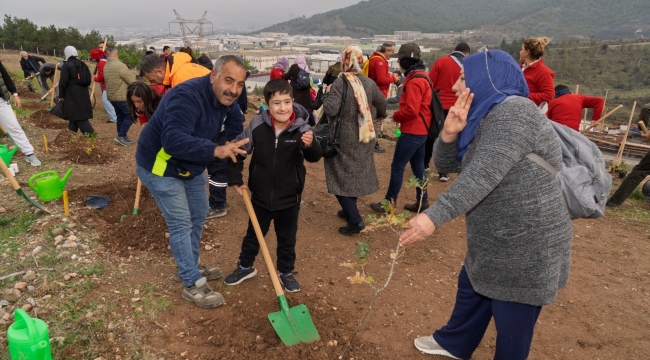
[63,190,69,217]
[43,134,48,153]
[575,85,579,94]
[613,101,637,171]
[600,90,609,132]
[49,63,59,107]
[580,105,624,134]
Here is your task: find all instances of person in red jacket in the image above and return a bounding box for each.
[270,57,288,80]
[368,41,399,153]
[370,43,431,213]
[520,37,554,106]
[426,42,470,181]
[90,48,117,123]
[547,84,604,131]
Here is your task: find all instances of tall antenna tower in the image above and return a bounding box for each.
[168,10,215,51]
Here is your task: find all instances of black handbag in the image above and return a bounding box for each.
[313,77,348,158]
[49,100,66,120]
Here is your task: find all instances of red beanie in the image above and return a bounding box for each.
[90,49,106,60]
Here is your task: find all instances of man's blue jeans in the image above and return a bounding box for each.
[385,133,428,203]
[110,101,132,137]
[136,165,208,287]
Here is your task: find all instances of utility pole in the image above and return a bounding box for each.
[169,9,214,51]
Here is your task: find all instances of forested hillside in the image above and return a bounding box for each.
[258,0,650,39]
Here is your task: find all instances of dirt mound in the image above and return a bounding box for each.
[16,90,40,99]
[25,109,68,130]
[51,131,115,165]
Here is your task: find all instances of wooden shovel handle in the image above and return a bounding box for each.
[0,158,21,191]
[241,190,285,297]
[134,178,142,210]
[580,105,623,134]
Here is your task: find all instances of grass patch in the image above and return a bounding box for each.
[613,205,650,223]
[78,261,106,277]
[14,107,35,118]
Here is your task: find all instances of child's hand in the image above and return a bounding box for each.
[301,131,314,147]
[234,184,248,195]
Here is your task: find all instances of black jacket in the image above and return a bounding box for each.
[229,103,322,211]
[58,57,93,121]
[20,55,46,77]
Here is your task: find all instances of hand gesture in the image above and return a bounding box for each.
[441,88,473,142]
[233,184,248,196]
[398,213,436,247]
[214,138,249,162]
[301,131,313,147]
[12,95,21,109]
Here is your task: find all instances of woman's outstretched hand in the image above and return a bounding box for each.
[441,88,473,142]
[399,213,436,247]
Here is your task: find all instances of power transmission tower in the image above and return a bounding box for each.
[168,9,215,51]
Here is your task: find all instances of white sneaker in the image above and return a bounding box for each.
[439,174,449,182]
[414,336,460,358]
[25,154,41,166]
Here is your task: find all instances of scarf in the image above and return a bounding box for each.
[450,51,465,68]
[457,50,529,160]
[342,73,375,143]
[403,60,426,76]
[295,55,310,73]
[64,46,78,60]
[555,87,571,98]
[274,57,289,70]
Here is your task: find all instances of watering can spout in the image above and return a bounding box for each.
[60,168,73,189]
[9,146,18,156]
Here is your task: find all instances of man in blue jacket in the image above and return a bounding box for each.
[136,55,249,308]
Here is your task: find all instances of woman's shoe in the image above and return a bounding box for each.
[339,221,365,236]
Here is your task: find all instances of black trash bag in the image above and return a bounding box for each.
[84,195,111,209]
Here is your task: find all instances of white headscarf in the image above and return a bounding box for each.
[64,46,78,60]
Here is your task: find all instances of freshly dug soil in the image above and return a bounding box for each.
[51,130,115,165]
[25,109,68,130]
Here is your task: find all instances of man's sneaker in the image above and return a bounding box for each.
[206,205,230,219]
[369,201,386,213]
[106,119,116,123]
[279,272,300,293]
[439,173,449,182]
[181,277,225,308]
[25,154,41,167]
[123,136,136,144]
[414,336,460,359]
[404,201,430,213]
[172,264,222,282]
[223,263,257,285]
[374,142,386,153]
[339,221,365,236]
[114,136,130,146]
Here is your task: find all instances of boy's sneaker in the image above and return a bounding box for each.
[439,173,449,182]
[279,272,300,293]
[181,277,225,308]
[413,336,460,359]
[171,264,222,282]
[114,136,130,146]
[25,154,41,166]
[223,263,257,285]
[207,204,230,219]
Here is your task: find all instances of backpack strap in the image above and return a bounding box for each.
[526,153,559,176]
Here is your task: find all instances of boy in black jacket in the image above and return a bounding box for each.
[225,79,322,292]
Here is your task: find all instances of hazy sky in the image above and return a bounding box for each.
[3,0,361,30]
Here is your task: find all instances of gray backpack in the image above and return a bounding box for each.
[527,121,611,219]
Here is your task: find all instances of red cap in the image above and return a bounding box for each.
[90,49,106,60]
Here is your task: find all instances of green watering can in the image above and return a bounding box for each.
[7,309,53,360]
[0,144,18,166]
[28,168,73,202]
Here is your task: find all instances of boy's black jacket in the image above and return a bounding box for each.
[228,103,322,211]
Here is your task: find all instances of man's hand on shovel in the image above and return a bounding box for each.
[214,138,249,162]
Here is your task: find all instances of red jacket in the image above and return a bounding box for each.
[547,94,604,131]
[368,52,394,97]
[270,67,285,80]
[428,54,463,110]
[393,70,432,136]
[522,59,555,106]
[93,59,107,91]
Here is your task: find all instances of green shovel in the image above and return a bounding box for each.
[0,158,50,214]
[241,190,320,346]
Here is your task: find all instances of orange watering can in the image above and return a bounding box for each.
[28,169,73,202]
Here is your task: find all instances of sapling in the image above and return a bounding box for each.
[339,173,433,359]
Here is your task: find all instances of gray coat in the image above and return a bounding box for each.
[426,97,573,306]
[322,75,387,197]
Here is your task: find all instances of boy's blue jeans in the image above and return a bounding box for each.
[385,133,428,203]
[136,165,207,287]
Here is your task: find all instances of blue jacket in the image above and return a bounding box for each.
[136,74,243,179]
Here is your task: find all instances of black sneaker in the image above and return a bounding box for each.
[114,136,130,146]
[123,136,136,144]
[206,205,230,219]
[369,201,386,213]
[339,221,365,236]
[223,263,257,285]
[439,173,449,182]
[279,272,300,293]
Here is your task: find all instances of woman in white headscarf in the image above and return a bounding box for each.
[58,45,95,135]
[321,45,387,235]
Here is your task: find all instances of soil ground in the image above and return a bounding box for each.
[1,50,650,359]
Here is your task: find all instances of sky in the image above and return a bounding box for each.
[2,0,361,30]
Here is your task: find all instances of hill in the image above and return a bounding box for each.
[257,0,650,39]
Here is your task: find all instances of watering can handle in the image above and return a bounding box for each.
[13,309,38,338]
[28,170,58,190]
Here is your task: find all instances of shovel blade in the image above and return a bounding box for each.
[268,295,320,346]
[15,188,51,214]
